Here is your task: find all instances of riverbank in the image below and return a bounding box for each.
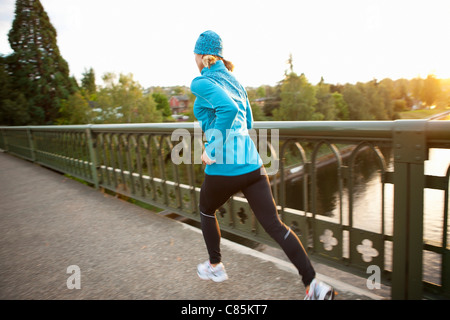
[398,108,450,119]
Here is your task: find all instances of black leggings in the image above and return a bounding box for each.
[199,166,316,287]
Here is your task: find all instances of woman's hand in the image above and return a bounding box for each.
[201,150,216,165]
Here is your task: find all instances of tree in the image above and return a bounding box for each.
[57,91,92,125]
[95,72,162,123]
[256,86,266,98]
[81,67,97,97]
[0,55,30,125]
[250,102,266,121]
[272,55,324,121]
[410,77,424,108]
[387,78,412,112]
[377,80,395,119]
[341,83,372,120]
[7,0,76,124]
[332,92,349,120]
[152,92,172,120]
[315,78,337,120]
[261,84,281,118]
[341,80,394,120]
[422,74,441,108]
[273,71,320,121]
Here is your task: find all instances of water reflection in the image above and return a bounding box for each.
[285,147,449,239]
[284,146,449,284]
[285,146,391,227]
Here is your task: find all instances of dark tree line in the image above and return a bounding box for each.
[246,56,448,122]
[1,0,77,125]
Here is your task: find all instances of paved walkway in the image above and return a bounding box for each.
[0,151,390,300]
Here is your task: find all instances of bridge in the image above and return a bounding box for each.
[1,119,449,300]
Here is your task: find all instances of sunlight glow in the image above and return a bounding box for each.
[1,0,449,87]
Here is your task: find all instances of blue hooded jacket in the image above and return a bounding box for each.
[191,60,262,176]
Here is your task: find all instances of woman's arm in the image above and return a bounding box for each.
[245,97,254,130]
[191,77,239,162]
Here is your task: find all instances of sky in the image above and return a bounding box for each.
[1,0,450,89]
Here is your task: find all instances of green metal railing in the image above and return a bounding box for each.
[1,120,449,299]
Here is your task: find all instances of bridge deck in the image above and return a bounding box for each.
[0,151,388,300]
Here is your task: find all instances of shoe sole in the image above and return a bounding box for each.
[197,271,228,283]
[324,288,337,300]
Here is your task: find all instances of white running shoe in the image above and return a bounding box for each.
[304,278,336,300]
[197,260,229,282]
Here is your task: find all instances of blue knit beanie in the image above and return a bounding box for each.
[194,30,223,58]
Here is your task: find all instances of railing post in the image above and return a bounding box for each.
[27,127,36,162]
[1,128,9,152]
[85,125,99,189]
[392,120,427,299]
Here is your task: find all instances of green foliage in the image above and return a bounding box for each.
[81,68,97,97]
[250,103,266,121]
[57,91,92,125]
[332,92,349,120]
[340,80,394,120]
[315,78,338,120]
[247,55,449,122]
[152,92,172,119]
[422,75,441,107]
[273,72,320,121]
[6,0,76,124]
[0,56,30,125]
[93,73,162,124]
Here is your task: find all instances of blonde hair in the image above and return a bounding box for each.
[202,55,234,72]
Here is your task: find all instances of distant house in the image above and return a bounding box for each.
[169,95,190,115]
[253,98,268,107]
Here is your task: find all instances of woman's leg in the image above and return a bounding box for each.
[199,174,244,264]
[242,170,316,287]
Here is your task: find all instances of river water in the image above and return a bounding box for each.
[285,146,449,284]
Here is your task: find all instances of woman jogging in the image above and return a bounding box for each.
[190,30,335,300]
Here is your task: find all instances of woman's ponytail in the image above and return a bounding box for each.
[202,55,234,72]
